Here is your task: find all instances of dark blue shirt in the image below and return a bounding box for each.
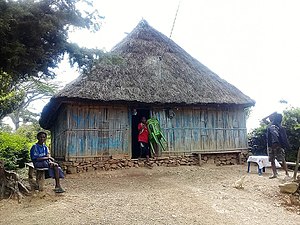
[30,144,49,162]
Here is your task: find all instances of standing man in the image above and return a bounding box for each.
[138,116,150,161]
[267,113,290,179]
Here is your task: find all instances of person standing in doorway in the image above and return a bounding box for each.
[138,116,150,161]
[267,113,290,179]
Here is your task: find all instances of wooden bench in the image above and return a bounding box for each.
[25,162,48,191]
[192,150,242,166]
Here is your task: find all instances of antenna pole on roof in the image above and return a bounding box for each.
[169,0,181,39]
[159,0,181,61]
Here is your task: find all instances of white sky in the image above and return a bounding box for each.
[56,0,300,131]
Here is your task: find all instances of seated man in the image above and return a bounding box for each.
[30,131,65,193]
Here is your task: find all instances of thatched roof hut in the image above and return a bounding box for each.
[39,20,255,167]
[40,20,254,129]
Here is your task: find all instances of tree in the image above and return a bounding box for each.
[248,124,268,156]
[0,0,103,119]
[0,120,13,133]
[8,77,61,129]
[0,120,49,170]
[16,122,50,145]
[282,107,300,161]
[0,71,25,120]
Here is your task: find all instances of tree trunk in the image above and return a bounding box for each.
[9,111,20,130]
[0,165,6,199]
[0,160,30,202]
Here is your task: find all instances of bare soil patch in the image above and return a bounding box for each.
[0,164,299,225]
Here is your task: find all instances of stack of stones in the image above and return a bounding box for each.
[61,152,243,174]
[240,150,250,163]
[201,153,239,166]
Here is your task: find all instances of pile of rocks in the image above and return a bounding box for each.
[61,152,242,174]
[200,153,240,166]
[62,156,198,174]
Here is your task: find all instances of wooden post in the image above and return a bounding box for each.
[293,147,300,181]
[237,152,242,164]
[28,167,34,179]
[36,170,45,191]
[26,163,48,191]
[198,153,202,166]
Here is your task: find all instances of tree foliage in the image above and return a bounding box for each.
[0,131,30,169]
[248,125,268,155]
[0,121,49,169]
[0,0,102,80]
[248,107,300,161]
[0,0,103,119]
[283,107,300,156]
[0,71,25,120]
[8,77,61,129]
[16,122,50,145]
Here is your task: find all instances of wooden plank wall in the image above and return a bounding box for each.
[151,107,248,154]
[51,103,247,160]
[51,105,68,159]
[52,104,130,160]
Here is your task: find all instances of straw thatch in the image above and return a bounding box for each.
[40,20,255,128]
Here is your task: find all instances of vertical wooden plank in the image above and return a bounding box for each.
[234,110,239,148]
[176,108,183,152]
[52,105,68,159]
[127,107,132,158]
[238,109,248,149]
[199,109,205,150]
[216,110,224,150]
[206,109,215,150]
[185,108,193,152]
[191,108,200,151]
[168,110,176,153]
[227,110,236,149]
[223,110,229,149]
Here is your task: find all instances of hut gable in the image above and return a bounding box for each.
[40,20,254,129]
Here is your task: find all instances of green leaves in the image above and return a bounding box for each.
[0,71,25,120]
[7,76,61,129]
[0,0,103,119]
[0,121,49,170]
[283,107,300,160]
[0,0,103,79]
[0,131,30,169]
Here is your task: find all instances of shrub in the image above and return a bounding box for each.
[0,131,30,169]
[248,125,268,156]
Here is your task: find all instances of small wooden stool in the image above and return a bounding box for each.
[25,162,48,191]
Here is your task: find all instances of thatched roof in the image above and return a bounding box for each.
[40,20,255,129]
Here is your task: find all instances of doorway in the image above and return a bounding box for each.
[131,108,150,159]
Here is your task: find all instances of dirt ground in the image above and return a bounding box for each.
[0,163,299,225]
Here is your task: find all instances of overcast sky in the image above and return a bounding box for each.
[57,0,300,131]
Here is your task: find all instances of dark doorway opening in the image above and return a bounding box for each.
[132,108,150,159]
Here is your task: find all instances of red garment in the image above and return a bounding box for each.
[138,122,149,143]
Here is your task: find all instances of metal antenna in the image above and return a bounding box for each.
[169,0,181,38]
[160,0,182,60]
[158,0,182,81]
